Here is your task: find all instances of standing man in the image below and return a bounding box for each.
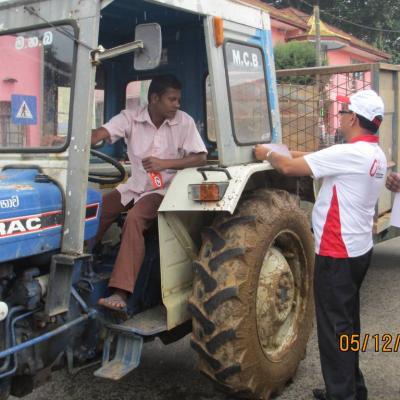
[254,90,387,400]
[91,74,207,311]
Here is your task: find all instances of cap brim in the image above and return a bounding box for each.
[337,95,350,104]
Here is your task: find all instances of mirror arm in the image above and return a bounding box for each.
[91,41,144,65]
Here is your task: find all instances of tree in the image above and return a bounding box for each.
[274,41,319,83]
[263,1,400,63]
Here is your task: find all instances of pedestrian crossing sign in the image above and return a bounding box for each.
[11,94,37,125]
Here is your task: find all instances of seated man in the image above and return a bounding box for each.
[91,74,207,310]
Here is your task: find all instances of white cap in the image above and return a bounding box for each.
[337,90,384,126]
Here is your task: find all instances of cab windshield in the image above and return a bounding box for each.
[0,23,76,152]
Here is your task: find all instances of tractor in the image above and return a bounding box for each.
[0,1,314,399]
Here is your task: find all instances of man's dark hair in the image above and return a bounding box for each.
[356,113,382,134]
[148,74,182,102]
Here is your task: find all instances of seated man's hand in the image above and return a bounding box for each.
[253,144,269,161]
[386,172,400,193]
[41,135,66,146]
[142,156,166,172]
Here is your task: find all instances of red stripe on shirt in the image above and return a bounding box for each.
[318,185,348,258]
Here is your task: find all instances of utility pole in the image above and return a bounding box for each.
[314,0,321,66]
[313,1,326,147]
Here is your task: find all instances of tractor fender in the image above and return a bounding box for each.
[158,163,274,214]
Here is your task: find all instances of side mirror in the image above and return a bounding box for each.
[134,23,162,70]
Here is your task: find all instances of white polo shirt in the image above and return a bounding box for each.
[304,135,387,258]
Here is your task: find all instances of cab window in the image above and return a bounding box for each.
[126,80,151,109]
[224,42,271,145]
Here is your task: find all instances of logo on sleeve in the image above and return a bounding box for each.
[369,159,384,178]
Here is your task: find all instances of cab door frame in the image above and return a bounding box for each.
[204,13,282,166]
[0,0,101,254]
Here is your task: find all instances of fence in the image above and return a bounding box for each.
[276,63,400,234]
[276,64,374,152]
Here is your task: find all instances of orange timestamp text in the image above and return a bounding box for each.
[339,334,400,352]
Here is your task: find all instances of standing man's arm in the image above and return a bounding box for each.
[254,145,312,176]
[290,150,312,158]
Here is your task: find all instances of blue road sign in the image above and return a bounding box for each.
[11,95,37,125]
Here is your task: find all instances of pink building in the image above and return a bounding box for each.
[0,35,42,147]
[242,1,390,150]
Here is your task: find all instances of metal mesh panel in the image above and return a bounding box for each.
[276,64,373,151]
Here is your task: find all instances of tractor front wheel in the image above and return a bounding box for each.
[189,189,314,399]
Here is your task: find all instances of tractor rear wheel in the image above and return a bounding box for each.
[189,189,314,399]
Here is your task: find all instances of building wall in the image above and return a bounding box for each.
[327,49,375,66]
[0,35,41,146]
[271,26,287,45]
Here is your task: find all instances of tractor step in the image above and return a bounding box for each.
[94,305,167,380]
[108,304,167,336]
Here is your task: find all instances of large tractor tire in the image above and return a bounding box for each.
[189,189,314,399]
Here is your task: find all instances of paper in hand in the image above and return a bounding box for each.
[260,143,292,158]
[390,192,400,227]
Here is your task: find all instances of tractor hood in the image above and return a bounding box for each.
[0,167,101,263]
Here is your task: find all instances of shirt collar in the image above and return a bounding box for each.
[133,105,152,124]
[349,135,379,144]
[133,105,180,127]
[165,111,180,126]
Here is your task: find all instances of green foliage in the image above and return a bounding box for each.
[274,41,316,69]
[263,0,400,64]
[274,41,318,84]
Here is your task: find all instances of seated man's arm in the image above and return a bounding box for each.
[42,127,111,147]
[41,135,66,146]
[142,152,207,173]
[91,127,111,146]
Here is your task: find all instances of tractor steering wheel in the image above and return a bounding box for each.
[89,148,126,185]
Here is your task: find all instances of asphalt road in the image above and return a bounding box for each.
[13,237,400,400]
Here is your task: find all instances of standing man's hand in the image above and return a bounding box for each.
[142,157,166,172]
[253,144,269,161]
[386,172,400,192]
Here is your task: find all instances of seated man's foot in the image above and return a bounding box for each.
[98,289,128,311]
[313,388,327,400]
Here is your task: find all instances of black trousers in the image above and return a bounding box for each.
[314,250,372,400]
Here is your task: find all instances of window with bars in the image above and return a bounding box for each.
[0,101,26,147]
